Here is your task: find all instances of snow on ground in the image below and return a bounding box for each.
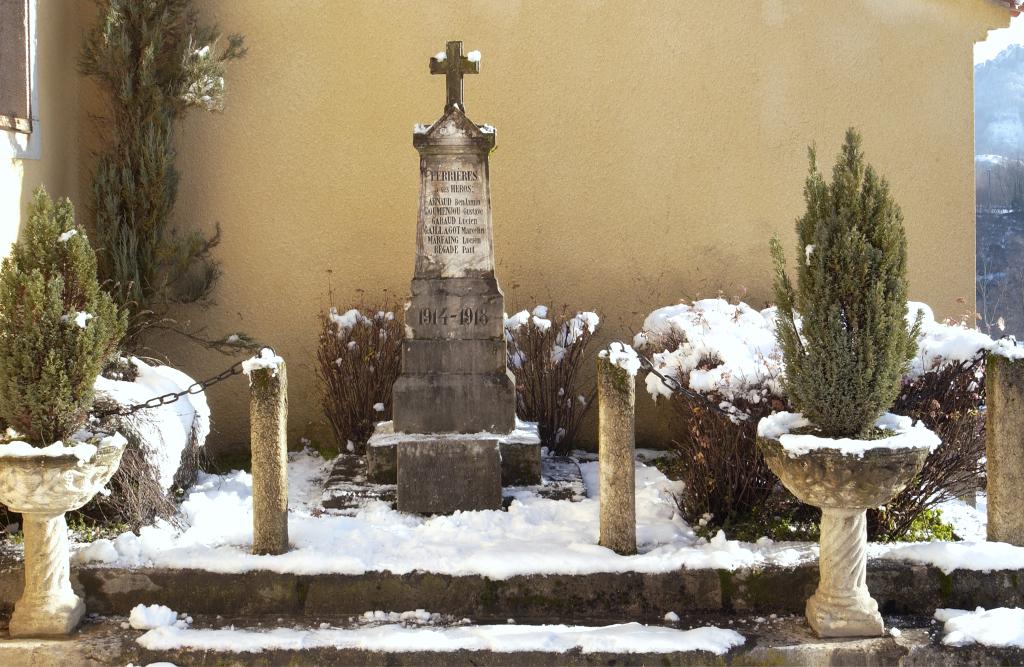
[75,449,816,577]
[135,619,745,655]
[935,607,1024,648]
[878,539,1024,574]
[869,493,1024,572]
[72,449,1020,579]
[129,603,187,630]
[936,494,987,542]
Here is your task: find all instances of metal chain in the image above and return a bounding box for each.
[92,359,248,419]
[635,352,732,417]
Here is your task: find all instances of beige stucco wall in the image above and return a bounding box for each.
[0,1,85,257]
[77,0,1009,454]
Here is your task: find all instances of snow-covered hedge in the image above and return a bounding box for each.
[635,298,998,541]
[634,298,1017,415]
[94,357,210,492]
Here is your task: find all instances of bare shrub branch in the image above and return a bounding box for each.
[505,306,599,455]
[316,297,403,454]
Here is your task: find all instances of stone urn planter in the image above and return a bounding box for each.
[756,412,937,638]
[0,433,126,636]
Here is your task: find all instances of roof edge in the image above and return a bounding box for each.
[996,0,1022,17]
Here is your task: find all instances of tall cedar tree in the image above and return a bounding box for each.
[771,129,919,438]
[0,188,126,445]
[80,0,245,348]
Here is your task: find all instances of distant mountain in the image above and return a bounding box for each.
[976,44,1024,158]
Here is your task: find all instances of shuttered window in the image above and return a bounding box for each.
[0,0,31,133]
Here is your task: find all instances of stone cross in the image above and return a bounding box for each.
[430,40,479,113]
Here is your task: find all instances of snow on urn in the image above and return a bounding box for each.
[0,436,127,636]
[756,415,935,637]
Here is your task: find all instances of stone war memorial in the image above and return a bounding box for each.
[367,41,540,514]
[6,2,1024,665]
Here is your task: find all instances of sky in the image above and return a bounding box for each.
[975,15,1024,64]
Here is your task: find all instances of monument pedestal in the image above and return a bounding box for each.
[367,420,542,509]
[398,439,502,513]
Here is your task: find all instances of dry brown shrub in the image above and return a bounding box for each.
[317,299,403,454]
[77,434,180,531]
[653,335,784,530]
[644,333,985,542]
[868,354,986,540]
[504,306,598,455]
[72,397,205,531]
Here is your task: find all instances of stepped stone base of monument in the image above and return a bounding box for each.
[321,452,582,512]
[366,420,542,490]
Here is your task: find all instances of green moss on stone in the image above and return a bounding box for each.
[718,570,735,611]
[938,571,953,603]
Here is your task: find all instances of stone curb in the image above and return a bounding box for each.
[0,559,1020,621]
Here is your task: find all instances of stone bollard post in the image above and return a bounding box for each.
[986,352,1024,545]
[247,348,289,555]
[597,350,637,555]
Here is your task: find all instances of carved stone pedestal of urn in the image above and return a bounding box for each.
[0,434,126,637]
[757,414,934,638]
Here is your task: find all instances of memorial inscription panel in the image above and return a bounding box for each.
[419,156,492,275]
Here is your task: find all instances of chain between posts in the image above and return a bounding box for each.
[635,352,732,417]
[97,350,714,420]
[92,358,249,419]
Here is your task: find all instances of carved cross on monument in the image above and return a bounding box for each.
[429,40,479,113]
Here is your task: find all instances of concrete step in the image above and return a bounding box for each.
[0,558,1022,623]
[1,613,1022,666]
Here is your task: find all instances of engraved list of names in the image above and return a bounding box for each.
[418,155,492,277]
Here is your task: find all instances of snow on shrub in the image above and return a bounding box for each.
[83,357,212,530]
[634,299,783,419]
[636,296,1004,541]
[94,358,211,491]
[505,306,599,455]
[908,301,1023,375]
[316,302,402,454]
[636,298,1013,410]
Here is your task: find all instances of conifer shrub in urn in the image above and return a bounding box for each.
[0,188,127,636]
[760,130,938,638]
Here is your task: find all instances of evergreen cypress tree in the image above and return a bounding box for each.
[80,0,245,348]
[771,129,918,439]
[0,188,126,445]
